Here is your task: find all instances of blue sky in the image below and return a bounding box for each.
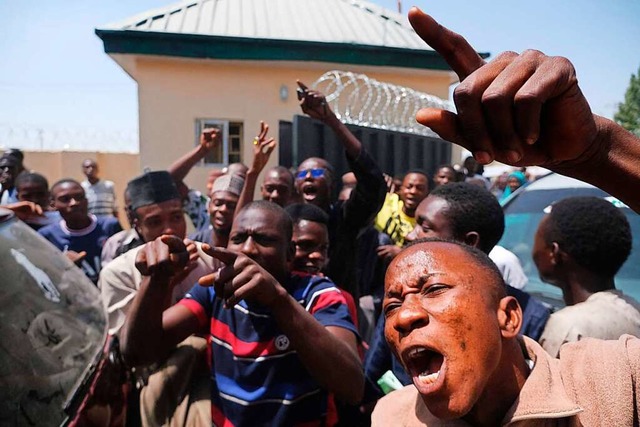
[0,0,638,151]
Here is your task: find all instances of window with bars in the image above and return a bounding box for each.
[195,119,243,166]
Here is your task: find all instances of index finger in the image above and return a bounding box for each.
[201,244,238,266]
[408,7,485,81]
[160,234,186,253]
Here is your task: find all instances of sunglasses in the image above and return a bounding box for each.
[296,168,326,179]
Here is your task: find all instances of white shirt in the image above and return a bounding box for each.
[489,245,529,289]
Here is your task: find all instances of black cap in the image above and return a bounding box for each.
[126,170,180,211]
[0,155,19,168]
[4,148,24,162]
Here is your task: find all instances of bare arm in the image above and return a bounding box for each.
[120,235,202,367]
[235,121,277,216]
[168,128,220,183]
[2,201,44,222]
[200,246,364,404]
[408,7,640,212]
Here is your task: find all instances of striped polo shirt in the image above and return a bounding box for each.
[179,272,358,426]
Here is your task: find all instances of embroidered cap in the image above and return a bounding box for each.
[210,173,245,197]
[127,170,180,211]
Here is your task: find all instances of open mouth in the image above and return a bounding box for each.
[402,346,445,393]
[301,183,318,200]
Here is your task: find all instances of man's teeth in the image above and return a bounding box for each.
[418,370,440,385]
[408,348,427,358]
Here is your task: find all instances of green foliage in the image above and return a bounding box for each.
[614,66,640,137]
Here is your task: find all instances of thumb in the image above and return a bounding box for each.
[416,108,467,149]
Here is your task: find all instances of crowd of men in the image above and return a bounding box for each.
[2,6,640,426]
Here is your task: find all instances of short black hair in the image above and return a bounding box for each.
[404,169,428,178]
[435,164,456,176]
[546,197,631,277]
[242,200,293,242]
[429,182,504,254]
[404,237,507,300]
[15,172,49,191]
[285,203,329,226]
[51,178,82,194]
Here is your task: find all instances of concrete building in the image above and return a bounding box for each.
[96,0,480,192]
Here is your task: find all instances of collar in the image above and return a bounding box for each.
[504,336,583,424]
[60,214,97,236]
[122,228,141,245]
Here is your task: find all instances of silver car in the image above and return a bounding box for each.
[499,173,640,309]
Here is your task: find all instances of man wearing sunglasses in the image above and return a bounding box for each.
[296,81,386,299]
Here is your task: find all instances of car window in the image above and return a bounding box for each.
[500,185,640,309]
[0,213,106,426]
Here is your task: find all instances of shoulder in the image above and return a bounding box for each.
[489,245,518,262]
[549,292,636,327]
[97,216,121,231]
[592,290,640,313]
[372,385,424,427]
[100,246,141,281]
[557,335,640,424]
[289,273,341,300]
[38,222,61,237]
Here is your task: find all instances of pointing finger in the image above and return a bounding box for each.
[203,245,238,266]
[408,7,485,81]
[160,234,186,253]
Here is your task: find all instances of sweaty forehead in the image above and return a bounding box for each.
[387,243,478,286]
[54,182,83,195]
[264,171,290,185]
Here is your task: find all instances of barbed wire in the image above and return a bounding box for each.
[312,70,454,137]
[0,124,138,153]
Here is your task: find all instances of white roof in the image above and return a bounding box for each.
[101,0,435,52]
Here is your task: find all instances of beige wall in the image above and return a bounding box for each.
[23,151,140,224]
[113,54,453,195]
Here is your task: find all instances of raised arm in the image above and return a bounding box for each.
[168,128,220,184]
[297,80,386,221]
[120,235,202,367]
[297,80,362,159]
[235,121,277,216]
[200,246,364,404]
[408,7,640,212]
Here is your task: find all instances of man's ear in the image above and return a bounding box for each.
[463,231,480,249]
[497,296,522,339]
[131,213,141,234]
[550,242,565,266]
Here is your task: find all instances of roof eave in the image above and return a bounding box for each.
[95,29,489,71]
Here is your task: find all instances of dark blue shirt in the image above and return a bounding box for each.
[38,215,121,283]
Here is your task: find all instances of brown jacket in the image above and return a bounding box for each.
[372,335,640,426]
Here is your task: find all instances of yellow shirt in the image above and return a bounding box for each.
[374,193,415,247]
